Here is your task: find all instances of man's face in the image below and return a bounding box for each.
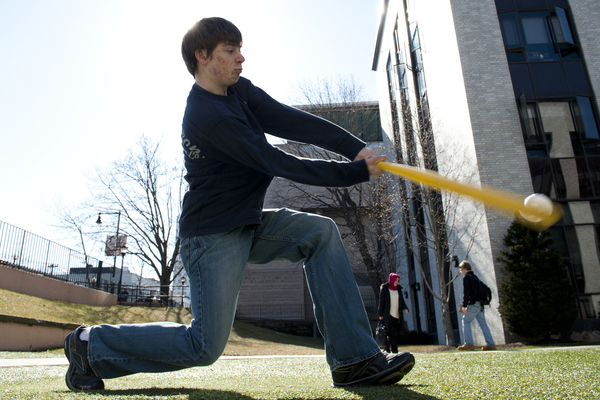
[202,42,244,92]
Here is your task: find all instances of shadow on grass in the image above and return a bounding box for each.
[60,387,254,399]
[54,384,439,400]
[343,383,438,400]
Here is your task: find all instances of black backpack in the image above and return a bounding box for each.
[474,275,492,306]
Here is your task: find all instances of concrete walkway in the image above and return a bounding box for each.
[0,354,326,368]
[2,345,599,368]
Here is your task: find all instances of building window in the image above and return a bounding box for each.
[520,99,600,200]
[498,8,579,63]
[522,12,560,62]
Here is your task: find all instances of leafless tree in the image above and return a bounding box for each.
[47,200,99,283]
[407,151,486,346]
[388,95,486,345]
[270,76,398,298]
[51,134,185,301]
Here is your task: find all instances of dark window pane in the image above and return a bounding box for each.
[564,62,591,96]
[560,202,574,225]
[572,98,600,155]
[509,64,535,98]
[564,226,585,292]
[553,0,570,8]
[576,158,593,198]
[521,12,560,62]
[495,0,515,12]
[530,62,569,97]
[576,97,600,140]
[588,138,600,156]
[515,0,547,11]
[528,158,554,197]
[588,156,600,196]
[551,158,572,199]
[577,295,595,317]
[499,12,525,49]
[591,201,600,223]
[570,132,584,157]
[549,226,570,258]
[518,95,544,144]
[561,49,581,60]
[528,149,549,158]
[506,52,528,62]
[555,7,575,44]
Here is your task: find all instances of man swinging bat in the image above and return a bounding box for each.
[63,17,415,391]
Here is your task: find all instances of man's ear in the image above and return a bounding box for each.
[195,49,209,65]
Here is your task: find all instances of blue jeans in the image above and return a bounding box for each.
[462,301,495,346]
[87,208,379,379]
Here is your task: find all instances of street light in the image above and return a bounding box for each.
[96,211,122,278]
[180,275,187,307]
[117,245,127,300]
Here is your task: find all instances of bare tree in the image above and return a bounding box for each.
[52,134,185,301]
[270,76,397,297]
[47,200,100,284]
[389,96,486,345]
[406,152,486,346]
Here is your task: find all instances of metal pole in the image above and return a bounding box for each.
[117,251,125,300]
[112,211,121,277]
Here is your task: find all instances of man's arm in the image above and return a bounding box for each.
[462,275,473,307]
[234,78,367,160]
[354,147,387,177]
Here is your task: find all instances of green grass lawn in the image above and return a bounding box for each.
[2,288,599,399]
[1,348,599,399]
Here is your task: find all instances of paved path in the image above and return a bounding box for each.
[2,345,599,368]
[0,354,325,368]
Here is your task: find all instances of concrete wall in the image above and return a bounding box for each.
[0,314,79,351]
[238,261,308,320]
[0,264,117,306]
[0,264,117,350]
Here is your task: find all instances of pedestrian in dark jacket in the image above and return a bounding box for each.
[458,261,496,351]
[378,273,409,353]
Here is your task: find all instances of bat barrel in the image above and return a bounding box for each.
[377,161,562,231]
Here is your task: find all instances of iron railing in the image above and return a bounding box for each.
[0,220,108,286]
[0,220,188,306]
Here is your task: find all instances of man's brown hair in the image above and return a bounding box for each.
[181,17,243,76]
[459,261,472,271]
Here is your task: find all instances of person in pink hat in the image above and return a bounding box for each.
[378,273,409,353]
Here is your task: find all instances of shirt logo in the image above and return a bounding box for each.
[182,135,201,159]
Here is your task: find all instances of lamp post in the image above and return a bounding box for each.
[180,275,187,307]
[96,211,121,279]
[117,246,127,300]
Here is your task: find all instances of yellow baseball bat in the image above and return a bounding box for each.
[377,161,562,231]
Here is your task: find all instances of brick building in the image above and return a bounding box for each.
[372,0,600,344]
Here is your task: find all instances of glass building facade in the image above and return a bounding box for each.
[496,0,600,319]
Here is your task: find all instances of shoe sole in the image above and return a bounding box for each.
[64,332,78,391]
[64,328,104,391]
[332,354,415,387]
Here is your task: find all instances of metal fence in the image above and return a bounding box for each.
[0,220,189,307]
[107,283,188,308]
[0,220,108,285]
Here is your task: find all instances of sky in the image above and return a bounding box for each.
[0,0,382,248]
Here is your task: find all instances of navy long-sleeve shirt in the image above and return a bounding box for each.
[179,77,370,238]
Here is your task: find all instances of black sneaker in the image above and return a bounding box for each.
[64,325,104,391]
[331,351,415,387]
